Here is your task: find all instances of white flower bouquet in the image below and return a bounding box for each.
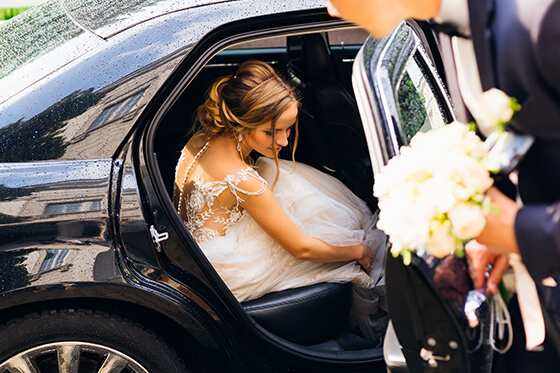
[374,89,519,264]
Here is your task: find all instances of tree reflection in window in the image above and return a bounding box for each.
[398,70,427,143]
[397,55,447,144]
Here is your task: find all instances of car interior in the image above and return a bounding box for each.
[152,27,386,356]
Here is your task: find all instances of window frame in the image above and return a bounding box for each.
[352,21,454,175]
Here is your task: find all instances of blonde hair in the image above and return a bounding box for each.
[193,60,300,184]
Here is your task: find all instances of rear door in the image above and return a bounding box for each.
[352,21,495,372]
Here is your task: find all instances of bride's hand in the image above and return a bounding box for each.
[356,244,373,274]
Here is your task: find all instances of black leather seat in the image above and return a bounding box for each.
[242,282,352,346]
[286,33,376,209]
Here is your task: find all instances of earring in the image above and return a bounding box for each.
[237,134,243,154]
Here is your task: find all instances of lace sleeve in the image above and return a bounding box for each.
[224,167,268,205]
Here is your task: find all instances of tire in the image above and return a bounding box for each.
[0,308,190,373]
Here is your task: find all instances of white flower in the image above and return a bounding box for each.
[425,223,456,258]
[441,152,493,194]
[373,90,519,264]
[374,120,494,262]
[417,176,458,214]
[476,88,514,136]
[448,202,487,240]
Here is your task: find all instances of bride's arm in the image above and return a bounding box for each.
[241,185,372,271]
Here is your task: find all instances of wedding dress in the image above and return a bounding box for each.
[175,143,388,343]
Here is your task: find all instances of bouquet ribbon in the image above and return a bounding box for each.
[509,254,546,350]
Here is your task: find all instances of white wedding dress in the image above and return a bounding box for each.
[176,148,388,343]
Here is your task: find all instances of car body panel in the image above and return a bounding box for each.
[0,155,236,371]
[64,0,328,39]
[0,158,113,289]
[64,0,237,38]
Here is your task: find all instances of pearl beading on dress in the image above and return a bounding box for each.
[176,141,211,216]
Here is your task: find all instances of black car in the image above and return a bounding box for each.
[0,1,473,372]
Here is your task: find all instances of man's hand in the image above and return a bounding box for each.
[465,240,510,294]
[476,187,520,255]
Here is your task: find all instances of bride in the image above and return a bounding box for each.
[174,60,387,343]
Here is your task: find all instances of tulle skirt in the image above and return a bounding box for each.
[199,157,388,343]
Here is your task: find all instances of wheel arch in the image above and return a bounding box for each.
[0,282,234,372]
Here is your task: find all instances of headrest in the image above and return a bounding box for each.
[287,33,336,81]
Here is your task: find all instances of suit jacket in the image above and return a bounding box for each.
[466,0,560,283]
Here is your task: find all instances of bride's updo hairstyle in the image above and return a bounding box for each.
[193,60,300,173]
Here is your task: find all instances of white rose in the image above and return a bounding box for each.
[476,88,514,136]
[417,176,458,214]
[425,222,456,258]
[410,121,466,152]
[448,202,486,239]
[454,155,494,192]
[378,189,433,250]
[460,129,488,159]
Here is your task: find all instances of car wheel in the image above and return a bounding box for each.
[0,308,190,373]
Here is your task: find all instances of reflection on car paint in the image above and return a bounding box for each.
[0,159,111,240]
[0,245,117,292]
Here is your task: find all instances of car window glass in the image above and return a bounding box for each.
[328,28,368,47]
[352,22,453,173]
[228,37,286,49]
[226,28,368,51]
[397,54,446,144]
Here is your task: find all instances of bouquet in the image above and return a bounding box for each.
[374,89,519,264]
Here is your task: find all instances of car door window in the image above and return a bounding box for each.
[352,21,453,174]
[398,55,447,143]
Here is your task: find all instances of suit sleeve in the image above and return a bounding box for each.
[515,203,560,282]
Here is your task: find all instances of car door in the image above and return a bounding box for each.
[352,21,497,373]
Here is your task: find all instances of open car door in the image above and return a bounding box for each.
[352,21,497,372]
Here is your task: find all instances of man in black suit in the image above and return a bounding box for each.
[327,0,560,369]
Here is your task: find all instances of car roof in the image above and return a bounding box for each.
[0,0,240,88]
[0,0,324,104]
[64,0,232,39]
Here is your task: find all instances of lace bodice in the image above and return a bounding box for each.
[174,142,268,243]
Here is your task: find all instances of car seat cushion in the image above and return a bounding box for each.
[242,282,352,345]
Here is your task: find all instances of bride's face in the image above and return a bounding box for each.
[246,102,298,158]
